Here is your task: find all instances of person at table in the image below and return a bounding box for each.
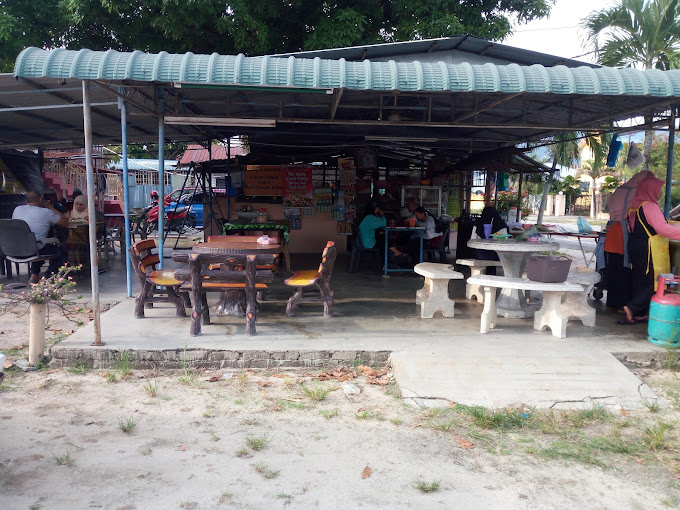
[603,170,654,309]
[358,202,386,252]
[473,206,508,274]
[620,176,680,324]
[400,199,418,221]
[65,195,91,272]
[12,191,68,283]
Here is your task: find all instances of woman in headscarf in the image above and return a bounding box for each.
[602,170,654,308]
[65,195,90,272]
[621,176,680,324]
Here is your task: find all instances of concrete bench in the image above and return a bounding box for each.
[564,269,601,327]
[455,258,503,303]
[467,275,583,338]
[414,263,464,319]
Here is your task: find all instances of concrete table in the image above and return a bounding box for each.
[414,263,464,318]
[467,239,559,318]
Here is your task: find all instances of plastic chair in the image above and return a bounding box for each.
[347,223,380,273]
[0,219,59,278]
[285,241,337,317]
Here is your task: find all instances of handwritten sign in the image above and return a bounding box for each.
[244,165,283,196]
[283,165,313,207]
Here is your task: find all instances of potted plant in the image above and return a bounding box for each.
[0,265,81,366]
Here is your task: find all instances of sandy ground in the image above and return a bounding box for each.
[1,363,679,510]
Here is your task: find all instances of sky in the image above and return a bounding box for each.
[504,0,617,64]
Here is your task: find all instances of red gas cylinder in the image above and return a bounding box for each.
[648,276,680,346]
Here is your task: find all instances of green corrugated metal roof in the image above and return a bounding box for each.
[14,47,680,97]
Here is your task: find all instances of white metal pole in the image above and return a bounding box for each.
[82,80,103,346]
[119,90,133,296]
[157,89,165,267]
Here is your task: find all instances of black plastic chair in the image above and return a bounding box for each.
[347,222,381,273]
[0,219,59,278]
[425,221,450,263]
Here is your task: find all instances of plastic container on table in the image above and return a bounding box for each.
[526,255,572,283]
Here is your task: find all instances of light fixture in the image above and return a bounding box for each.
[364,136,439,143]
[164,116,276,128]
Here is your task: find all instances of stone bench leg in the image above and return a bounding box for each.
[534,291,568,338]
[559,284,596,327]
[419,277,455,319]
[416,284,428,305]
[479,286,497,333]
[465,266,485,303]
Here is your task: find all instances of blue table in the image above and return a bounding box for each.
[384,226,424,276]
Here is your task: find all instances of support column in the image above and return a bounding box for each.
[157,88,165,267]
[82,80,103,346]
[119,89,132,297]
[665,107,676,218]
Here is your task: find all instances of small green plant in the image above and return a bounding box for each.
[301,382,333,401]
[642,399,660,413]
[246,436,269,451]
[237,372,249,390]
[116,351,132,379]
[105,372,117,383]
[235,448,250,457]
[643,422,673,450]
[52,451,74,466]
[414,480,440,493]
[319,408,339,419]
[664,346,680,371]
[67,361,89,375]
[143,378,159,397]
[118,416,138,434]
[254,461,280,478]
[355,410,372,420]
[429,420,455,432]
[390,418,403,425]
[277,493,293,506]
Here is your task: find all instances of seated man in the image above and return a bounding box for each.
[12,191,68,283]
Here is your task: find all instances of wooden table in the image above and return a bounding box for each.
[467,239,559,318]
[222,220,291,272]
[192,240,281,335]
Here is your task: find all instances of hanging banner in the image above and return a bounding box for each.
[283,165,313,207]
[0,158,27,194]
[244,165,283,196]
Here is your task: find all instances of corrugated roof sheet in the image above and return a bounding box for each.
[178,144,245,165]
[15,47,680,97]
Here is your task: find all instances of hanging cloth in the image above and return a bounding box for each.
[634,203,670,290]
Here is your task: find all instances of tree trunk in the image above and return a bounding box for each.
[590,180,596,219]
[28,303,46,366]
[643,127,652,172]
[537,158,557,224]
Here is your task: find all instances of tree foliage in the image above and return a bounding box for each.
[0,0,553,71]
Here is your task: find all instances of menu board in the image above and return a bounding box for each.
[283,165,313,207]
[244,165,283,196]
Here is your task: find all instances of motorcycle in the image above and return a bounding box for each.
[145,202,198,235]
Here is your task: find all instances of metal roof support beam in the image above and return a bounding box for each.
[452,93,523,124]
[157,87,165,265]
[0,102,117,113]
[665,106,676,217]
[330,88,344,121]
[118,88,133,298]
[81,80,103,346]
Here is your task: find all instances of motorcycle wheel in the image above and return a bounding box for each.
[145,220,157,237]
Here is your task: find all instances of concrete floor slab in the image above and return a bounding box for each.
[52,251,665,410]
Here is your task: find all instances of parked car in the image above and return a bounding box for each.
[164,190,203,228]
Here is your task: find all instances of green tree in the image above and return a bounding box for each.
[0,0,553,71]
[578,132,613,218]
[583,0,680,170]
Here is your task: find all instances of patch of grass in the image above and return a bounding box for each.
[208,430,220,442]
[642,399,661,413]
[246,435,269,451]
[235,448,250,457]
[255,461,279,479]
[242,418,259,426]
[276,493,293,506]
[301,382,334,401]
[664,346,680,371]
[532,440,607,468]
[118,416,138,434]
[234,398,245,405]
[390,418,403,425]
[569,407,611,428]
[643,422,673,451]
[355,410,373,420]
[319,408,339,419]
[465,406,532,431]
[586,436,643,455]
[428,420,456,432]
[52,451,74,466]
[143,378,159,397]
[67,361,89,375]
[237,372,249,391]
[414,480,440,493]
[105,372,117,383]
[115,351,132,379]
[203,406,217,418]
[279,399,306,411]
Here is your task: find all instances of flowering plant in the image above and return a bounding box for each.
[0,265,81,310]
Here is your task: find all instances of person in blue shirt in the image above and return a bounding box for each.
[358,202,386,250]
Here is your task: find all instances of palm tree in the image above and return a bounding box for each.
[583,0,680,170]
[579,132,613,218]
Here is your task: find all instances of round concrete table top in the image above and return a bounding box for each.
[467,239,559,253]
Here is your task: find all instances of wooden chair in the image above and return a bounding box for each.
[284,241,337,317]
[129,239,187,318]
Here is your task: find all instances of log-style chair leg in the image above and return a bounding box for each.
[189,255,203,336]
[317,281,334,317]
[245,255,258,336]
[135,281,153,318]
[286,287,305,317]
[167,286,187,317]
[201,292,210,325]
